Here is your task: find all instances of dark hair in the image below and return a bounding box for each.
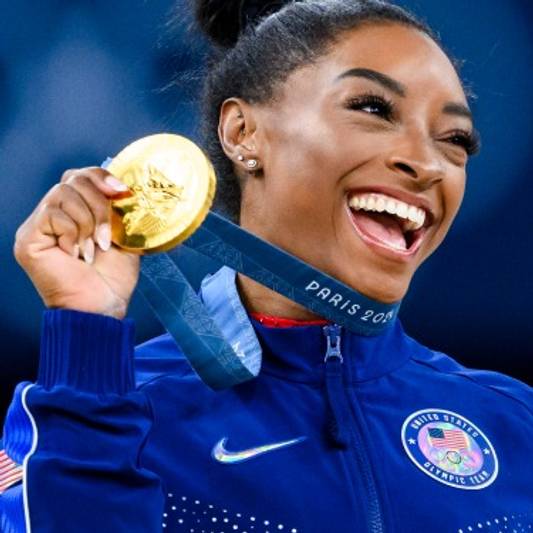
[192,0,443,222]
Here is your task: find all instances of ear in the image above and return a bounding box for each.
[218,98,262,175]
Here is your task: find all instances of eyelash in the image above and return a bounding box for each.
[344,93,481,156]
[444,129,481,156]
[345,93,395,121]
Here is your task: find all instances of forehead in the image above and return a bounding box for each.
[281,23,467,104]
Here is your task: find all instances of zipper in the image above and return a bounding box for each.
[323,324,351,447]
[323,325,385,533]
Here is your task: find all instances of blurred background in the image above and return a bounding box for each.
[1,0,531,425]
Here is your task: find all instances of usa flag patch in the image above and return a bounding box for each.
[401,408,498,490]
[0,448,23,494]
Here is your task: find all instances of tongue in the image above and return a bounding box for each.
[351,210,407,250]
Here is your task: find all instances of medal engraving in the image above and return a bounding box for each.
[107,134,216,253]
[118,164,184,235]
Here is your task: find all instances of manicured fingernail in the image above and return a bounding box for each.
[96,223,111,252]
[72,244,80,258]
[104,176,128,192]
[83,238,95,264]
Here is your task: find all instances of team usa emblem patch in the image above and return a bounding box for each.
[401,408,498,490]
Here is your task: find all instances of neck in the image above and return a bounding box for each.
[237,273,325,320]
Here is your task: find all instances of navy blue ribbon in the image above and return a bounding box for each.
[104,151,401,389]
[187,212,399,332]
[138,211,401,389]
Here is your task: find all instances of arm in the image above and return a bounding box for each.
[0,310,164,533]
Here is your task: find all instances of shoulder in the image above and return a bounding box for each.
[407,340,532,416]
[133,332,227,415]
[134,332,197,389]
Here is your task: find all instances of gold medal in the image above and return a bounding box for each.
[107,134,216,254]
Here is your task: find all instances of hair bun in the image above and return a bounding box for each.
[193,0,291,48]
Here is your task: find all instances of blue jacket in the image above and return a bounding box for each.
[1,267,532,532]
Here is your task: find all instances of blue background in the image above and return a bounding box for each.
[1,0,531,424]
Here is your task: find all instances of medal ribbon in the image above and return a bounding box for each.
[138,211,401,389]
[102,155,400,389]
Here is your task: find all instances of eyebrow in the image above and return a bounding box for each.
[336,68,406,96]
[336,67,473,123]
[442,102,473,123]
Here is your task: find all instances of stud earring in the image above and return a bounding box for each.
[246,159,258,169]
[237,155,244,161]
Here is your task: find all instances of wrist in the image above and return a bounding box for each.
[45,297,129,320]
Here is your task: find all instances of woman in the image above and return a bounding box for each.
[1,1,531,532]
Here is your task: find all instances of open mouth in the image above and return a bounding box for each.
[346,191,433,259]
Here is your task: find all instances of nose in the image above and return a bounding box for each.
[385,136,444,188]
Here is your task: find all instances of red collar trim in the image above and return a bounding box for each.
[250,312,328,328]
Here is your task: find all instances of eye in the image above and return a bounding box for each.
[443,129,481,156]
[344,94,395,121]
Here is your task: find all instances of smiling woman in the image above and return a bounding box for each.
[0,1,531,532]
[224,21,476,308]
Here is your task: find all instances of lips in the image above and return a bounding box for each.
[345,187,435,261]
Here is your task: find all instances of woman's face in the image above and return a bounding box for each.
[239,24,474,303]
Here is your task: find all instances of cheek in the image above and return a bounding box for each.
[266,124,340,184]
[444,173,466,223]
[421,173,466,261]
[263,125,341,217]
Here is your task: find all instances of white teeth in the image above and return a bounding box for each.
[397,202,408,218]
[348,192,427,231]
[407,205,419,224]
[385,199,396,215]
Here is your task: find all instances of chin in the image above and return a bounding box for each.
[342,266,411,304]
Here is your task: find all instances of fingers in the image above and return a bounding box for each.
[13,165,141,318]
[62,167,130,245]
[22,167,130,263]
[60,167,129,197]
[14,203,81,266]
[58,168,129,256]
[39,206,81,258]
[66,179,110,252]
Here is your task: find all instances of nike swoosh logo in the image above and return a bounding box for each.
[212,436,306,464]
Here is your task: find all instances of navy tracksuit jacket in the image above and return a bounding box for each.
[1,267,531,532]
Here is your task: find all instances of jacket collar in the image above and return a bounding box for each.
[253,317,414,384]
[200,267,414,385]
